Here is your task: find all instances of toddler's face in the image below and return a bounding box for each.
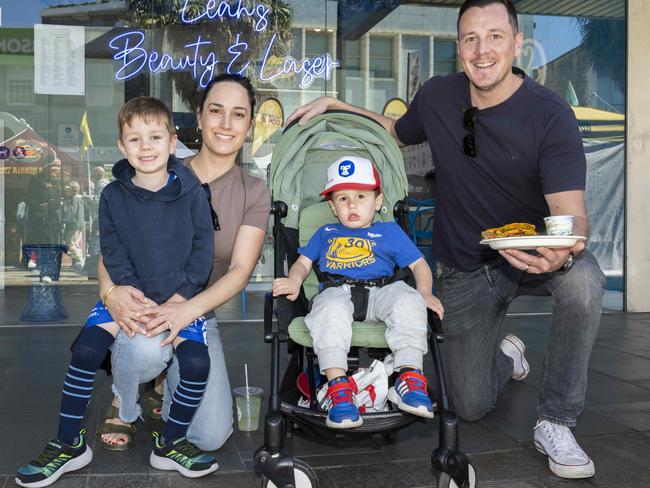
[328,189,383,229]
[117,115,176,176]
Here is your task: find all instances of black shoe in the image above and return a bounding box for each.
[15,430,92,488]
[149,432,218,478]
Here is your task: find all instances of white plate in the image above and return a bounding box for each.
[479,235,587,250]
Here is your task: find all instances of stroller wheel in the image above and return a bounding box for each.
[437,463,476,488]
[259,458,318,488]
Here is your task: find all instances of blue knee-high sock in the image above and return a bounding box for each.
[58,326,114,444]
[163,341,210,443]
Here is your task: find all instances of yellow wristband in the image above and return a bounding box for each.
[101,284,119,306]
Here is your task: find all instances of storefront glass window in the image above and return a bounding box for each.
[0,0,625,317]
[433,39,457,76]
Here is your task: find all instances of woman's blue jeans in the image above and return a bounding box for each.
[110,317,233,450]
[438,250,605,427]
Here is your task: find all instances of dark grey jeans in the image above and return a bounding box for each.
[438,250,605,426]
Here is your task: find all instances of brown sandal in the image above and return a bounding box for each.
[142,389,164,420]
[98,405,136,451]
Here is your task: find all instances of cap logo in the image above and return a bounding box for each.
[338,160,354,178]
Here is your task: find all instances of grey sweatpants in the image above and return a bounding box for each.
[304,280,428,373]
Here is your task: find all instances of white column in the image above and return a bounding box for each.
[626,0,650,311]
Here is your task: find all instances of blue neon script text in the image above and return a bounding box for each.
[108,0,338,89]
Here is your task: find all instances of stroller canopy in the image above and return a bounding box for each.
[269,111,409,229]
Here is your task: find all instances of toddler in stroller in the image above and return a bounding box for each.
[255,111,475,488]
[272,155,444,429]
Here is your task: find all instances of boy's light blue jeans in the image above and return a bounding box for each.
[438,250,604,426]
[110,317,233,451]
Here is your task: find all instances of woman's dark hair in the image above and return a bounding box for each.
[457,0,519,35]
[198,73,256,116]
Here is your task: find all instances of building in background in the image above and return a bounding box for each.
[0,0,628,313]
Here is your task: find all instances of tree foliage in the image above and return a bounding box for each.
[577,18,625,94]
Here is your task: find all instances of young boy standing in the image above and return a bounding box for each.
[273,156,444,429]
[16,97,217,487]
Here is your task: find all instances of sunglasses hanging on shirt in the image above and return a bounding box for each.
[463,106,479,158]
[201,183,221,231]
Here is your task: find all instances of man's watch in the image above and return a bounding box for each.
[561,252,575,271]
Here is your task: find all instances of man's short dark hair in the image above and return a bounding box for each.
[457,0,519,35]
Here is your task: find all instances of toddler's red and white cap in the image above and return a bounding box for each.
[320,156,381,196]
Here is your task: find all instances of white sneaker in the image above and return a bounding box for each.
[534,420,595,479]
[500,334,529,380]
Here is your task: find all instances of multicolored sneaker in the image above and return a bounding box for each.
[149,432,219,478]
[15,430,92,488]
[388,369,434,418]
[324,376,363,429]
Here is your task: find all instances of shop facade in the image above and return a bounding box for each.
[0,0,633,315]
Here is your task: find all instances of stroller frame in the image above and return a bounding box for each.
[254,201,476,488]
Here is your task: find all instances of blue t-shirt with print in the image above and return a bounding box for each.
[298,221,422,281]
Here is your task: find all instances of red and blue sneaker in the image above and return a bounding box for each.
[388,369,434,418]
[324,377,363,429]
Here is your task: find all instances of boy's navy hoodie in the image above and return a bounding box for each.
[99,155,214,304]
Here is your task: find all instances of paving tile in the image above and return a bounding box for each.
[0,337,30,361]
[395,458,440,486]
[596,335,650,359]
[597,313,650,329]
[238,425,384,466]
[596,483,650,488]
[588,348,650,382]
[478,482,545,488]
[244,450,392,471]
[377,416,517,462]
[589,401,650,431]
[2,289,650,486]
[36,475,88,488]
[577,433,650,485]
[568,408,633,438]
[469,447,549,481]
[631,378,650,390]
[458,419,520,452]
[583,371,650,406]
[325,461,418,488]
[480,480,592,488]
[171,470,259,487]
[374,419,440,461]
[206,437,248,472]
[0,414,97,476]
[312,468,338,488]
[478,381,542,441]
[87,473,170,488]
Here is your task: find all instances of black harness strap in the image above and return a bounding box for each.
[350,286,369,322]
[312,265,413,321]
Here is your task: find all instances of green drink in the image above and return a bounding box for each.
[233,386,263,431]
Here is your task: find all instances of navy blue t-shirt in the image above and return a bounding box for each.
[395,69,586,271]
[299,222,422,280]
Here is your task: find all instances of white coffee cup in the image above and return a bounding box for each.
[544,215,574,236]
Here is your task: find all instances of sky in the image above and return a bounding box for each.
[533,15,583,67]
[0,0,66,27]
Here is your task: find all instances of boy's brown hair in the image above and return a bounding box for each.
[117,96,176,139]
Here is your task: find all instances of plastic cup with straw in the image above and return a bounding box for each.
[233,363,263,431]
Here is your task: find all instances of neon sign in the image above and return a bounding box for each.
[180,0,270,32]
[109,0,339,89]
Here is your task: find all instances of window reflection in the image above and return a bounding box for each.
[0,0,625,311]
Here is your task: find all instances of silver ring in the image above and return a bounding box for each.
[167,321,172,330]
[525,265,530,272]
